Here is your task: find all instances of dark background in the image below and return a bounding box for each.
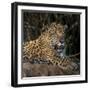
[22,11,80,56]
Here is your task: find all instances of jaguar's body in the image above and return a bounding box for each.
[23,22,79,76]
[23,23,64,63]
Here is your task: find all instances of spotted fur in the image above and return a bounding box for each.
[23,22,78,71]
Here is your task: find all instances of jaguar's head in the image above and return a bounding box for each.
[46,23,64,46]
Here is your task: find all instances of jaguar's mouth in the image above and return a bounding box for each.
[54,38,65,57]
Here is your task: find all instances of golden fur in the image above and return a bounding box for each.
[22,23,79,77]
[23,22,78,69]
[23,23,64,64]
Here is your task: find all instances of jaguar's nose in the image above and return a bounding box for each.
[59,37,64,44]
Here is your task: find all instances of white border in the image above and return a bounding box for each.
[18,5,86,84]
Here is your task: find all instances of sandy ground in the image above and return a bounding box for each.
[22,62,80,77]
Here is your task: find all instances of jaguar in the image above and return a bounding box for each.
[23,22,79,76]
